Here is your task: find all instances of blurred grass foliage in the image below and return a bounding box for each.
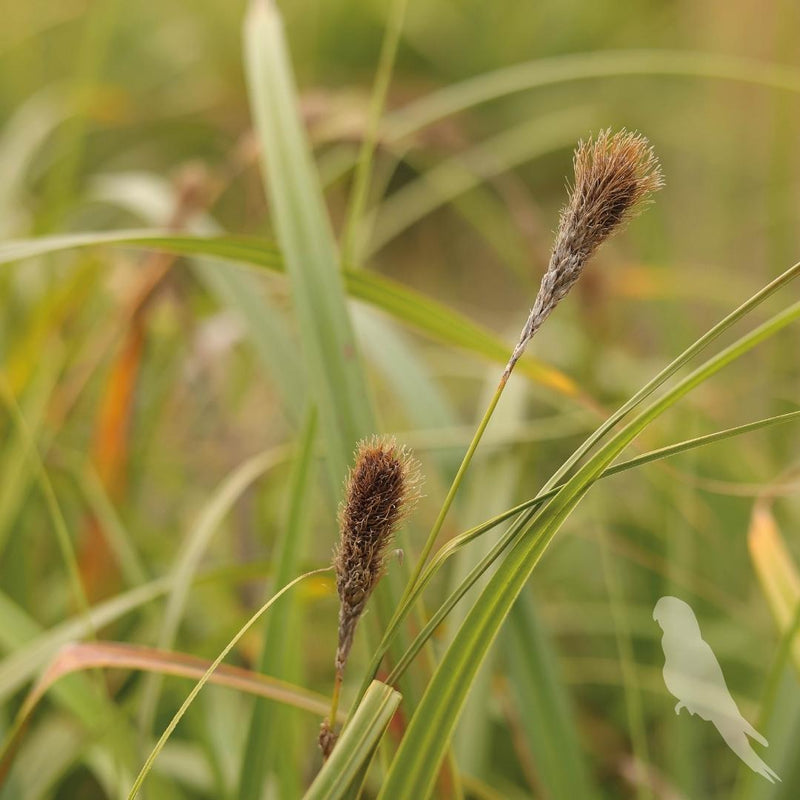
[1,0,799,798]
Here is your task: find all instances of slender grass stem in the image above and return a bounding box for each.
[406,374,508,595]
[127,567,333,799]
[340,0,408,267]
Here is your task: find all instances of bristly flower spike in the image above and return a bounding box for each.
[319,435,421,758]
[504,128,663,379]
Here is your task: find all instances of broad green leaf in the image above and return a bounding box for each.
[303,681,402,800]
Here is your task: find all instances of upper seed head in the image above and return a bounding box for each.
[505,129,663,376]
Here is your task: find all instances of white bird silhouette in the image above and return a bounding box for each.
[653,596,780,784]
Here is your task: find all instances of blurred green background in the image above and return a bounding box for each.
[1,0,799,798]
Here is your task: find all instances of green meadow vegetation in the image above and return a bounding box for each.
[0,0,799,798]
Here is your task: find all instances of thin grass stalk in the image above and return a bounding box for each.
[127,567,332,799]
[340,0,408,267]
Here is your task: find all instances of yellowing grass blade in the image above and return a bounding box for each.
[748,502,800,671]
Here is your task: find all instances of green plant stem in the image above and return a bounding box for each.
[409,374,508,593]
[341,373,508,732]
[340,0,408,266]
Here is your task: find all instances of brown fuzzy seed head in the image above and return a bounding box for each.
[506,129,662,376]
[333,436,420,674]
[559,128,662,263]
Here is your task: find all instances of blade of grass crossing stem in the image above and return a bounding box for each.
[238,409,318,800]
[244,0,376,491]
[7,241,799,414]
[505,589,596,799]
[127,567,332,800]
[303,681,402,800]
[351,411,800,709]
[138,447,289,736]
[0,231,582,399]
[377,299,800,799]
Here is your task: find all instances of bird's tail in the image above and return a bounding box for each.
[715,723,781,784]
[741,718,768,747]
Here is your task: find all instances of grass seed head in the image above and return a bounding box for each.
[505,129,663,376]
[334,435,420,674]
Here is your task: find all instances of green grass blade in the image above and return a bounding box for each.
[505,590,596,799]
[243,0,376,492]
[0,562,275,703]
[73,461,149,587]
[138,446,289,735]
[383,50,800,141]
[237,409,318,800]
[0,230,582,398]
[303,681,402,800]
[340,0,408,266]
[354,408,800,698]
[364,108,588,258]
[0,350,62,559]
[377,298,800,799]
[0,367,93,635]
